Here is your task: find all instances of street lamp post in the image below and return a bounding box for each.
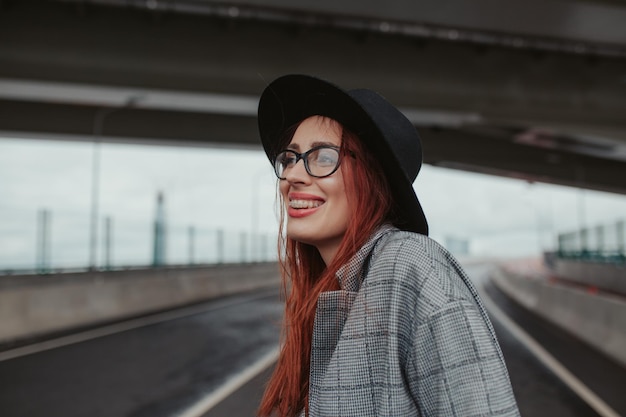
[251,176,260,262]
[88,96,142,270]
[251,168,272,262]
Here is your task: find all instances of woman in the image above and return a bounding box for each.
[257,74,520,417]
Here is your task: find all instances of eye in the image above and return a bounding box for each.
[277,151,297,167]
[311,148,338,167]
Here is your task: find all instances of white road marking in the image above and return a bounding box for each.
[175,346,279,417]
[0,289,277,362]
[479,283,622,417]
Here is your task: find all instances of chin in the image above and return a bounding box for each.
[286,228,316,246]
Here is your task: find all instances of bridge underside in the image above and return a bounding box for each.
[1,0,625,193]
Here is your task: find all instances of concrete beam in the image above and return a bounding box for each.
[60,0,626,49]
[2,1,626,193]
[2,1,625,130]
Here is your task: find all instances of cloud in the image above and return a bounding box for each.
[1,137,625,268]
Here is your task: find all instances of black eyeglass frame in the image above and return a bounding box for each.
[272,145,350,179]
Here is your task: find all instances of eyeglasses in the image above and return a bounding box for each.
[273,145,344,179]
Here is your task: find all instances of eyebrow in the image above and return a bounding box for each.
[286,140,338,151]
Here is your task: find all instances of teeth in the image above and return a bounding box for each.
[289,199,323,209]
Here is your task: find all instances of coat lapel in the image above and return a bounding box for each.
[309,224,396,396]
[335,223,395,292]
[310,289,358,388]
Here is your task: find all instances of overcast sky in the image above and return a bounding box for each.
[1,137,625,270]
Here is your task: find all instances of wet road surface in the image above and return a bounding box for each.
[201,264,626,417]
[2,264,625,417]
[467,264,625,417]
[0,288,282,417]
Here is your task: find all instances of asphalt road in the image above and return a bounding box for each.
[203,264,626,417]
[2,264,624,417]
[0,288,283,417]
[466,263,625,417]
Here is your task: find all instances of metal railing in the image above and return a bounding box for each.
[0,206,278,275]
[557,219,625,264]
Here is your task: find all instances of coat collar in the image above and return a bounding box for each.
[335,223,396,292]
[309,224,397,410]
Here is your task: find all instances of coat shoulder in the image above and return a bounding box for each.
[371,229,461,283]
[368,229,479,318]
[375,230,446,261]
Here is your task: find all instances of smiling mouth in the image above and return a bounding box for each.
[289,199,324,209]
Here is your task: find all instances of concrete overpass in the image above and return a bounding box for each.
[1,0,626,193]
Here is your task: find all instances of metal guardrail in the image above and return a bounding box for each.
[557,219,625,264]
[0,262,277,277]
[557,251,626,264]
[0,205,278,275]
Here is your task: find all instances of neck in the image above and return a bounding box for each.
[316,238,343,266]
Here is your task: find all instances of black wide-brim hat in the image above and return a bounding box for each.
[258,74,428,236]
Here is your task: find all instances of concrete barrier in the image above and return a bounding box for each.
[553,258,626,295]
[491,266,626,368]
[0,263,280,346]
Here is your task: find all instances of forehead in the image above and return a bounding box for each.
[288,116,343,149]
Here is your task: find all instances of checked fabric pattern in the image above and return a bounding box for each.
[304,225,520,417]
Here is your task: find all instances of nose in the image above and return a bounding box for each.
[283,158,310,184]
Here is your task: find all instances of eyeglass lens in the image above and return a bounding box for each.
[274,147,340,179]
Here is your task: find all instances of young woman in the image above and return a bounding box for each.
[257,74,520,417]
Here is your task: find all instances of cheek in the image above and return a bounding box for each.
[335,175,351,221]
[320,175,350,216]
[322,172,348,207]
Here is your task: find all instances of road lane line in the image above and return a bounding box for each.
[175,346,279,417]
[0,288,278,362]
[479,284,621,417]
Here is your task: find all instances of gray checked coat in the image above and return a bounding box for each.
[304,224,520,416]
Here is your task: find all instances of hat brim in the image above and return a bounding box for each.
[258,74,428,236]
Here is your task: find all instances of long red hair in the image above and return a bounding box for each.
[258,117,395,417]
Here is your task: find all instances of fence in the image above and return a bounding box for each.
[0,206,277,274]
[557,218,625,263]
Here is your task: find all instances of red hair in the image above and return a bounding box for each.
[258,118,394,417]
